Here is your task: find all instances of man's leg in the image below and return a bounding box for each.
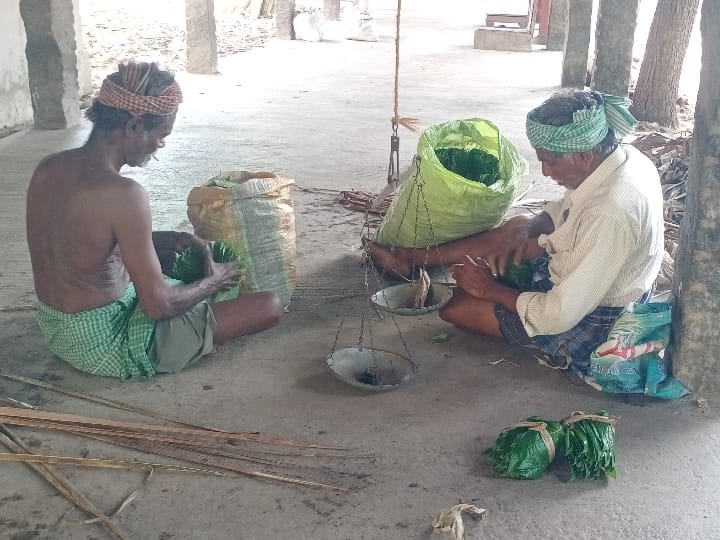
[365,227,508,278]
[210,291,283,345]
[439,289,503,338]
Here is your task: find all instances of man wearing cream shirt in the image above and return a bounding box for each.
[366,90,664,370]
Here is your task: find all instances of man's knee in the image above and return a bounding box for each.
[258,291,283,328]
[439,301,462,325]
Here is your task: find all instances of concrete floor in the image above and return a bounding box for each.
[1,2,719,539]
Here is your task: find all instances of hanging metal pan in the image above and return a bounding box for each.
[370,282,453,316]
[326,347,416,392]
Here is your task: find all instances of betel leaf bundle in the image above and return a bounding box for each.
[484,417,564,480]
[434,147,500,186]
[563,410,618,480]
[497,257,534,290]
[169,240,243,284]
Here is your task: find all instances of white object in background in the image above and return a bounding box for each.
[293,11,325,42]
[347,11,379,42]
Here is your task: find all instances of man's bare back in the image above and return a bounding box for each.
[27,147,133,313]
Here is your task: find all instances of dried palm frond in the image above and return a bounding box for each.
[0,425,132,540]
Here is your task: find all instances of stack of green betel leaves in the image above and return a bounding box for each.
[168,240,245,302]
[485,410,618,481]
[563,410,617,480]
[484,417,563,480]
[434,147,500,186]
[497,257,534,290]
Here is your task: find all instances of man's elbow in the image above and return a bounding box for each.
[139,298,172,321]
[525,312,580,337]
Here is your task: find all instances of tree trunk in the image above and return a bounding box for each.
[630,0,700,127]
[560,0,593,88]
[323,0,340,21]
[275,0,295,39]
[591,0,640,97]
[671,0,720,398]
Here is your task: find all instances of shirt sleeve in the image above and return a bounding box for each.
[516,212,637,336]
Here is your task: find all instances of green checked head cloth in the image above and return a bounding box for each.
[526,92,637,153]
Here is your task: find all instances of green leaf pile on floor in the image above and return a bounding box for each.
[434,147,500,186]
[484,417,564,480]
[563,410,618,480]
[169,240,243,284]
[485,410,618,481]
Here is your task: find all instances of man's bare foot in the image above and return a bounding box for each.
[361,239,413,279]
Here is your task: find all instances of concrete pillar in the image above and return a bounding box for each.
[546,0,568,51]
[0,1,33,132]
[186,0,218,74]
[560,0,592,88]
[19,0,81,129]
[324,0,340,21]
[671,0,720,398]
[72,0,92,95]
[276,0,295,40]
[591,0,640,97]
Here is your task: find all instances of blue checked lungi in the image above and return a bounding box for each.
[494,258,650,370]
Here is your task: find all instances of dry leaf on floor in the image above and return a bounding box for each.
[534,355,566,370]
[431,333,449,343]
[489,358,519,367]
[431,503,488,540]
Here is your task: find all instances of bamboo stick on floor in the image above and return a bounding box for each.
[0,407,345,451]
[0,372,225,431]
[80,433,348,492]
[0,425,133,540]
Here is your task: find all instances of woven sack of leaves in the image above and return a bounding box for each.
[563,410,618,480]
[484,417,563,480]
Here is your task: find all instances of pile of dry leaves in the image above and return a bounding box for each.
[630,122,692,291]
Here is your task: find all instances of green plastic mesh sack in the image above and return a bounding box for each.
[484,417,564,480]
[375,118,528,248]
[563,410,618,480]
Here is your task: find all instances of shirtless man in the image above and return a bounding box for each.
[26,62,282,379]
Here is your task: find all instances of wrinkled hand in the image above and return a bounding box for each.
[153,231,211,275]
[207,260,242,291]
[483,217,533,276]
[451,255,499,300]
[176,232,211,256]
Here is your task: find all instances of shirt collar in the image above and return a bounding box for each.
[566,146,627,208]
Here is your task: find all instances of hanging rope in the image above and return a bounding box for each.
[390,0,417,134]
[392,0,401,132]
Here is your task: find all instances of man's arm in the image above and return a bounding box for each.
[485,212,555,275]
[452,256,522,312]
[517,214,636,336]
[526,212,555,238]
[112,182,240,320]
[152,231,210,275]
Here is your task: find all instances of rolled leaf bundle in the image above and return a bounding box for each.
[484,417,564,480]
[170,240,243,284]
[434,147,500,186]
[497,257,534,290]
[563,410,618,480]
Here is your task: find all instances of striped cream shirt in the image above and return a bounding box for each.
[516,145,664,337]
